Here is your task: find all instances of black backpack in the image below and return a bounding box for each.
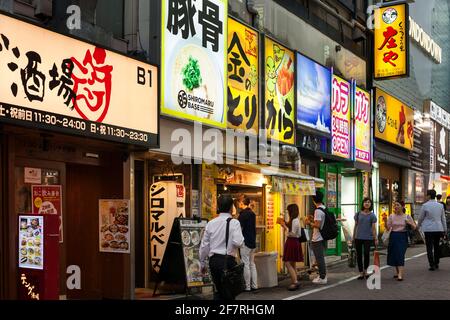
[317,207,338,240]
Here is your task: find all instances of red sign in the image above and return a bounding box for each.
[32,185,63,242]
[176,184,184,198]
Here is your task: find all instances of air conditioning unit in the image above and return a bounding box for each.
[33,0,52,19]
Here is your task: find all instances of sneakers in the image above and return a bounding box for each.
[312,276,328,285]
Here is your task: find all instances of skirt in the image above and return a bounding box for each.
[387,231,408,266]
[283,237,304,262]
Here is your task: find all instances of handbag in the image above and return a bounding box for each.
[439,238,450,258]
[381,228,391,246]
[298,228,308,243]
[347,243,356,268]
[220,218,245,299]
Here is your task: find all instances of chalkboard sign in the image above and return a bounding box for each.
[156,218,212,294]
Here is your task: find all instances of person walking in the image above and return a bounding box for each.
[280,204,304,291]
[385,200,417,281]
[305,190,328,285]
[238,196,258,292]
[437,194,446,211]
[352,198,378,280]
[417,189,448,271]
[199,194,244,300]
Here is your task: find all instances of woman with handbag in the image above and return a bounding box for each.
[352,198,378,280]
[280,204,304,291]
[386,200,417,281]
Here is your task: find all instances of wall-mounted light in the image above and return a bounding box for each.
[84,153,99,159]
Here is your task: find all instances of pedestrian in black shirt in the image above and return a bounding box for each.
[238,196,258,291]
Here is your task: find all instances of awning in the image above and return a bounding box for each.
[260,166,324,195]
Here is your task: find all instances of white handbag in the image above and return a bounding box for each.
[382,228,391,246]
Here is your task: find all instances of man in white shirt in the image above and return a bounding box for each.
[417,189,448,271]
[200,194,244,300]
[305,190,327,284]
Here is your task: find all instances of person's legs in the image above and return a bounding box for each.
[354,239,364,274]
[209,255,225,300]
[433,232,442,268]
[240,245,251,290]
[311,241,327,280]
[398,266,404,279]
[249,248,258,289]
[424,232,435,268]
[285,261,298,285]
[363,240,372,273]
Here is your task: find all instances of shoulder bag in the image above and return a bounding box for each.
[220,218,246,299]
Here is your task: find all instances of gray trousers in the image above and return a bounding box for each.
[311,240,327,279]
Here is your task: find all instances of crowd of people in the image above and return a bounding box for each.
[199,189,449,300]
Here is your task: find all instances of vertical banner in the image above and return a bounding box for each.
[227,17,259,133]
[32,185,63,243]
[161,0,227,128]
[264,37,295,144]
[99,200,130,253]
[201,164,217,221]
[331,75,351,159]
[150,182,186,273]
[435,122,449,175]
[374,3,409,79]
[354,85,371,164]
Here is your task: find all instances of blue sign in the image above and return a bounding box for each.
[296,53,331,134]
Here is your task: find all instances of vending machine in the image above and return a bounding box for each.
[18,214,59,300]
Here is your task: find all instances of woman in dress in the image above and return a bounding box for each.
[280,204,304,291]
[386,200,417,281]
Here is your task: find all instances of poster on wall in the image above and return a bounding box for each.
[264,37,295,144]
[24,168,42,184]
[161,0,227,128]
[415,173,425,203]
[227,17,259,133]
[18,215,44,270]
[99,199,130,253]
[435,122,449,175]
[354,85,371,164]
[331,75,351,159]
[327,173,337,208]
[410,111,425,172]
[296,53,331,134]
[0,14,158,147]
[32,185,63,243]
[179,219,212,287]
[374,88,414,150]
[379,204,390,234]
[150,182,186,272]
[374,3,409,79]
[202,164,217,222]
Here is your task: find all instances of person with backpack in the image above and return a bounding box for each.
[305,190,338,284]
[352,198,378,279]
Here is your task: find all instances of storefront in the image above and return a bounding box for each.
[373,88,414,235]
[0,14,158,299]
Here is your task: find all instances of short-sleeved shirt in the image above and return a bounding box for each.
[387,214,414,232]
[312,205,326,242]
[354,211,377,240]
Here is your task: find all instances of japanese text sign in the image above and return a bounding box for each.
[331,75,351,159]
[150,182,186,273]
[296,53,331,134]
[354,85,371,164]
[32,185,63,242]
[264,37,295,144]
[374,3,409,79]
[227,17,259,133]
[161,0,227,128]
[434,122,449,175]
[375,88,414,150]
[0,14,158,147]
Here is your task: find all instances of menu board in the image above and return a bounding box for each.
[19,215,44,270]
[99,200,130,253]
[179,219,212,288]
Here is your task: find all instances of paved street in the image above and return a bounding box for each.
[237,244,450,300]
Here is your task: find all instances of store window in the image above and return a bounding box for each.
[340,175,358,242]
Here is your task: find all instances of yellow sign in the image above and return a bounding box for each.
[227,18,259,133]
[379,204,390,234]
[354,86,371,164]
[264,37,295,144]
[161,0,228,128]
[375,88,414,150]
[374,3,408,79]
